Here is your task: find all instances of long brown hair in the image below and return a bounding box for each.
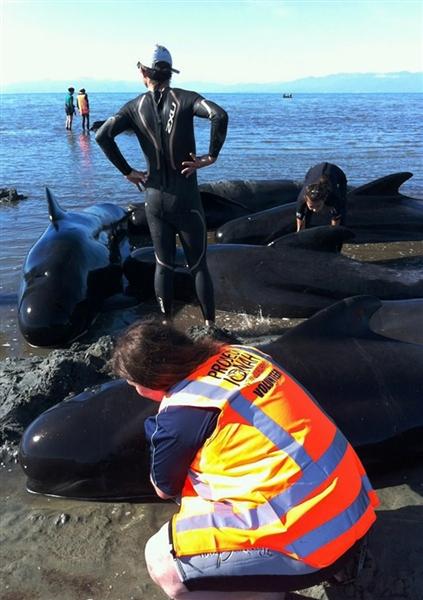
[111,318,224,390]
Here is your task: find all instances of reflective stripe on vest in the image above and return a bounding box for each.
[284,475,373,560]
[166,345,378,566]
[176,428,349,530]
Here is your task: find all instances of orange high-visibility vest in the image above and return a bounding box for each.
[77,94,89,115]
[160,345,379,568]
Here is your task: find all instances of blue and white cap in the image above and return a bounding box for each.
[137,44,180,74]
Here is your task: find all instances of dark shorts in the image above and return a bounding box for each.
[65,108,74,116]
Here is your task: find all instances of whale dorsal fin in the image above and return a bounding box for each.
[268,226,355,252]
[350,172,413,197]
[46,187,67,223]
[280,296,383,340]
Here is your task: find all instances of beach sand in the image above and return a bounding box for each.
[1,459,422,600]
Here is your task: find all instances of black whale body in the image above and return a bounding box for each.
[18,296,423,500]
[199,179,302,228]
[18,188,129,347]
[216,172,423,245]
[127,179,303,235]
[123,226,423,318]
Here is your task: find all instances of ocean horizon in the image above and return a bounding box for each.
[2,69,422,94]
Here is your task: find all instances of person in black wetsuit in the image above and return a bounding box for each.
[296,162,348,231]
[95,45,228,328]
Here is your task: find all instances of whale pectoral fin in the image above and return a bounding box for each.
[350,172,413,197]
[46,187,67,224]
[268,225,354,252]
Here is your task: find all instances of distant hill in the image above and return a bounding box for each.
[2,71,422,94]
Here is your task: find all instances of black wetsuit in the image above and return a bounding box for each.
[96,87,228,320]
[296,162,348,227]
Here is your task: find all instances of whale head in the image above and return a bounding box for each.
[17,188,116,347]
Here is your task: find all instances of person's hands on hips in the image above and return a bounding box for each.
[126,169,148,191]
[181,153,216,178]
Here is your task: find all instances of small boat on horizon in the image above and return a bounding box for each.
[282,93,293,98]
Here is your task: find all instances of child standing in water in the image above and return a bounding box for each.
[64,87,75,130]
[77,88,90,131]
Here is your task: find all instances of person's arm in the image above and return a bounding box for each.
[296,196,307,231]
[329,176,347,226]
[181,97,228,177]
[144,406,219,499]
[297,216,306,231]
[95,109,139,177]
[150,475,173,500]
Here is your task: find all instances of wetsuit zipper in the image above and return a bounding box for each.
[168,90,180,171]
[151,90,169,191]
[138,95,161,170]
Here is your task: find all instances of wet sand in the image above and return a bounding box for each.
[2,459,422,600]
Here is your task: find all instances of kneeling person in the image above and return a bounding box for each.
[296,162,348,231]
[112,319,378,600]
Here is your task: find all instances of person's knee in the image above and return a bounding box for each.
[145,524,187,598]
[145,541,165,587]
[188,259,209,278]
[155,260,175,277]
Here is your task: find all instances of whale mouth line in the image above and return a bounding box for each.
[21,322,90,348]
[26,483,157,503]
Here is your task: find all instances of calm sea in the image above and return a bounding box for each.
[1,91,422,297]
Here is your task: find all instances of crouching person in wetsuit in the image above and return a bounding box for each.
[296,162,348,231]
[96,45,228,329]
[111,318,379,600]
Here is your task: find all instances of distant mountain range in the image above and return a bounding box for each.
[2,71,422,94]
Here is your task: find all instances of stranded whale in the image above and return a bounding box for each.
[127,179,303,235]
[123,226,423,318]
[19,296,423,500]
[18,188,129,347]
[216,172,423,245]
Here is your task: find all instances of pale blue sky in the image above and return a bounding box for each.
[1,0,422,85]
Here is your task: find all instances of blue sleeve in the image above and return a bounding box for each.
[144,406,219,497]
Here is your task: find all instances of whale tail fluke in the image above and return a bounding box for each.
[269,225,354,253]
[46,187,67,224]
[350,172,413,197]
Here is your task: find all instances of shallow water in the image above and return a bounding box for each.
[1,92,422,296]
